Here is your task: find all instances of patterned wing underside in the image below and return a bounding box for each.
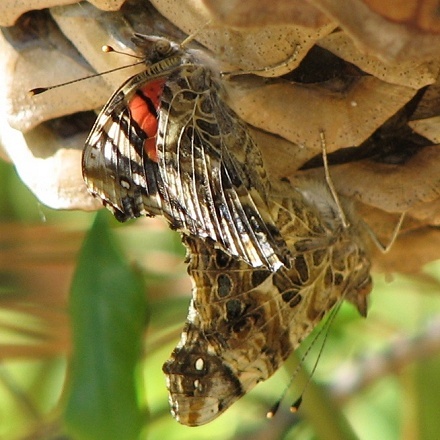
[84,73,165,219]
[163,184,372,426]
[83,63,289,271]
[157,65,290,271]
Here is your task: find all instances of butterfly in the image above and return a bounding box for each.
[163,178,372,426]
[82,34,290,271]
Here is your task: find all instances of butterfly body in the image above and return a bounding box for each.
[83,34,289,271]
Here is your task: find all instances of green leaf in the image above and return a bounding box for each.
[64,212,147,440]
[414,353,440,439]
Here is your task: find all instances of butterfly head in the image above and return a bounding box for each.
[131,33,183,64]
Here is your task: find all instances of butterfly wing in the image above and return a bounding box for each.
[156,65,290,271]
[163,236,294,426]
[83,61,290,270]
[83,73,167,221]
[163,186,372,425]
[163,233,342,426]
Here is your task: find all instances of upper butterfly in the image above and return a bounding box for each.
[82,34,290,271]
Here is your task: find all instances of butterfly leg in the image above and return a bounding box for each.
[362,212,406,254]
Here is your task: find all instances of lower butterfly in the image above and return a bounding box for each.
[163,178,372,426]
[81,34,290,272]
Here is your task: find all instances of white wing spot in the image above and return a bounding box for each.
[120,178,131,189]
[195,357,204,371]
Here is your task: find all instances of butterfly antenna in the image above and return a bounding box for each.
[29,46,145,96]
[267,302,342,418]
[101,44,143,59]
[290,302,342,412]
[320,131,349,229]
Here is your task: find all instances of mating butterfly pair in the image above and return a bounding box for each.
[80,34,372,425]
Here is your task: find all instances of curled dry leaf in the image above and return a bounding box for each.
[0,110,101,210]
[152,0,338,76]
[311,0,440,61]
[409,117,440,144]
[226,75,417,152]
[409,81,440,143]
[1,0,440,273]
[202,0,331,28]
[317,30,440,89]
[2,24,108,133]
[203,0,440,59]
[0,0,126,27]
[297,145,440,214]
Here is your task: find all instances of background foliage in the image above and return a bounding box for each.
[1,158,440,440]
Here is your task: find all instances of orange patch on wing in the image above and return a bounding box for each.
[129,79,166,162]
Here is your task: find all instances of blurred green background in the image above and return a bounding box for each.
[1,157,440,440]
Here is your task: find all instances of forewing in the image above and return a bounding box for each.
[83,73,166,221]
[156,66,290,271]
[83,65,289,270]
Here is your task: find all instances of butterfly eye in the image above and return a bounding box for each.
[155,39,171,55]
